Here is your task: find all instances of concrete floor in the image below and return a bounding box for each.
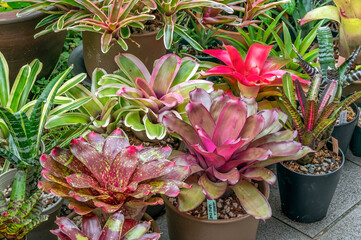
[155,149,361,240]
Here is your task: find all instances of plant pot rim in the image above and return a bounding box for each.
[0,7,55,24]
[162,180,270,224]
[335,101,360,127]
[279,144,345,177]
[0,168,63,213]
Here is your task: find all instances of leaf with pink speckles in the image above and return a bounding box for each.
[50,147,92,175]
[138,146,172,163]
[85,131,105,152]
[40,154,74,178]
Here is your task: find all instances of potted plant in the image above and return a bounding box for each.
[200,0,288,45]
[301,0,361,63]
[95,53,213,141]
[0,51,87,173]
[0,2,66,83]
[161,88,312,240]
[0,169,48,240]
[293,26,361,154]
[51,211,161,240]
[37,128,190,224]
[277,73,361,222]
[201,43,309,99]
[14,0,232,74]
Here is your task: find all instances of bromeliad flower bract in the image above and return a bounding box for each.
[162,88,313,220]
[38,129,190,220]
[202,43,309,97]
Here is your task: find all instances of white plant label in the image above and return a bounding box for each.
[207,199,217,220]
[339,110,347,124]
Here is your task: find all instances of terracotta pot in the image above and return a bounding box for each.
[82,31,166,75]
[163,181,270,240]
[0,9,66,85]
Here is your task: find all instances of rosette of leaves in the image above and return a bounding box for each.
[38,129,190,221]
[162,88,313,220]
[293,26,361,93]
[201,0,290,29]
[0,170,48,239]
[51,212,160,240]
[96,53,214,140]
[12,0,157,53]
[278,73,361,164]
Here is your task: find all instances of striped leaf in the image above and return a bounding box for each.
[0,52,9,106]
[345,69,361,86]
[317,27,335,80]
[307,74,322,101]
[339,46,361,82]
[29,67,72,158]
[18,59,42,109]
[294,80,306,116]
[318,80,337,115]
[7,65,31,112]
[312,118,336,144]
[8,170,26,215]
[280,94,305,142]
[304,100,317,131]
[331,91,361,119]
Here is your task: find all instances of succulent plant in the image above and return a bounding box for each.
[301,0,361,63]
[38,129,190,221]
[96,53,213,140]
[279,73,361,165]
[51,211,160,240]
[293,26,361,95]
[202,43,309,98]
[0,170,48,239]
[162,88,313,220]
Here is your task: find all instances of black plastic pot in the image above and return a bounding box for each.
[277,142,345,223]
[350,103,361,157]
[331,102,359,154]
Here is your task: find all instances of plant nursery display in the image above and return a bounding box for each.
[2,0,361,238]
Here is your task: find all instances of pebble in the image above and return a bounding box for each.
[308,167,315,174]
[321,166,327,172]
[324,159,332,163]
[322,162,329,167]
[300,166,308,172]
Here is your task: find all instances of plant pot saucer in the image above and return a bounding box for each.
[67,44,91,87]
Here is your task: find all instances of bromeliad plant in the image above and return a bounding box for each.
[278,73,361,165]
[51,211,160,240]
[294,26,361,92]
[162,88,313,219]
[201,0,289,29]
[300,0,361,63]
[0,169,48,240]
[0,52,87,173]
[38,129,190,221]
[13,0,157,53]
[96,53,213,140]
[11,0,232,53]
[202,43,309,98]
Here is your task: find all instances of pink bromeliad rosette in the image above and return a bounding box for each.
[202,43,310,98]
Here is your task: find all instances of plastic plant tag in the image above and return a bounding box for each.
[339,110,347,124]
[332,137,339,154]
[207,199,217,220]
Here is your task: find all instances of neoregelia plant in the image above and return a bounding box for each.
[162,88,313,220]
[96,53,213,140]
[51,211,160,240]
[38,129,190,221]
[0,170,48,239]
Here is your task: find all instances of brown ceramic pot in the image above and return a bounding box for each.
[82,31,166,75]
[163,181,270,240]
[0,9,66,84]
